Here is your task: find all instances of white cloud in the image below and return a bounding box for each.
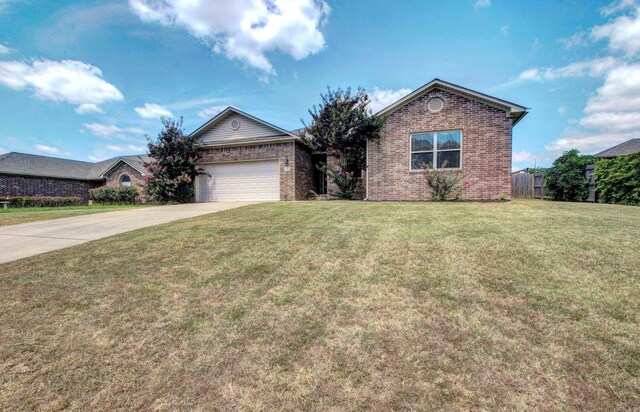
[34,144,62,155]
[475,0,491,8]
[84,123,147,139]
[197,105,227,119]
[500,26,510,37]
[558,106,568,115]
[105,144,146,152]
[368,87,412,113]
[545,130,636,153]
[601,0,638,16]
[129,0,330,74]
[512,150,536,163]
[547,63,640,153]
[135,102,173,119]
[75,103,104,115]
[0,147,7,154]
[558,32,589,49]
[591,4,640,57]
[0,59,123,113]
[0,44,11,54]
[517,57,618,81]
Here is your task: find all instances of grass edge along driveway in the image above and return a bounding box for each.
[0,204,149,227]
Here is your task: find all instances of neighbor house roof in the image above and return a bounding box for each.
[375,78,529,125]
[594,139,640,158]
[0,152,150,181]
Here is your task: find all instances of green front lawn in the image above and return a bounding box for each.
[1,200,639,410]
[0,204,149,227]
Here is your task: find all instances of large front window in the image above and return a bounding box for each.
[410,130,461,170]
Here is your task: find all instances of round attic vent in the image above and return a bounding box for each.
[231,119,241,130]
[427,97,445,113]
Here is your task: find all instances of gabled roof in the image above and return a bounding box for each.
[594,139,640,158]
[375,78,529,125]
[0,152,150,181]
[190,106,298,141]
[94,155,151,178]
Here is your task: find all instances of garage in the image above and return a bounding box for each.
[196,160,280,201]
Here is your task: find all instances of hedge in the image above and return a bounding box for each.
[2,196,83,208]
[545,149,595,202]
[595,152,640,206]
[89,186,139,204]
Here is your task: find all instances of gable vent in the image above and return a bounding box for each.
[427,97,444,113]
[231,119,241,130]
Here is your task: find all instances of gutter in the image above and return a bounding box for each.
[197,136,307,149]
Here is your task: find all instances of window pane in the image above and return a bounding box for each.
[411,152,433,170]
[437,131,461,150]
[437,150,460,168]
[411,133,434,152]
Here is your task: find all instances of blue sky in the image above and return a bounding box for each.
[0,0,638,169]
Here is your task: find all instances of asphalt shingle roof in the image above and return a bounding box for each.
[0,152,151,180]
[594,139,640,158]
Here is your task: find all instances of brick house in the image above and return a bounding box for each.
[0,153,150,202]
[192,79,527,202]
[1,79,527,203]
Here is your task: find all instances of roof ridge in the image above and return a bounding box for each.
[4,151,96,164]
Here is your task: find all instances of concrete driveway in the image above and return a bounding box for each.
[0,202,255,264]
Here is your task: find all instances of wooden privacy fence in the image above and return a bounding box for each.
[511,173,546,199]
[511,173,533,198]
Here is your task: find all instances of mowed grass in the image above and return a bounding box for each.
[1,200,639,410]
[0,204,149,227]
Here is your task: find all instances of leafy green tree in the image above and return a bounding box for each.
[144,118,201,203]
[545,149,595,202]
[595,152,640,206]
[303,87,384,199]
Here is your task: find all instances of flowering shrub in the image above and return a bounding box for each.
[421,162,467,201]
[303,87,383,200]
[320,158,359,199]
[89,186,139,204]
[145,118,201,203]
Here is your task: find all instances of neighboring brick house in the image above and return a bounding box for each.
[0,152,150,203]
[1,79,527,203]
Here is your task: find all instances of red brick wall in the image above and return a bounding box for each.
[294,142,314,200]
[198,141,312,201]
[367,88,513,201]
[103,163,149,202]
[0,174,101,202]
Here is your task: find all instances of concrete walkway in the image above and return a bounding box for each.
[0,202,255,264]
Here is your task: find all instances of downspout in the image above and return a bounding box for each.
[364,138,369,200]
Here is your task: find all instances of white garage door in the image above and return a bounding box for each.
[196,160,280,201]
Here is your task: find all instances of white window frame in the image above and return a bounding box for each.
[409,130,462,171]
[119,174,132,187]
